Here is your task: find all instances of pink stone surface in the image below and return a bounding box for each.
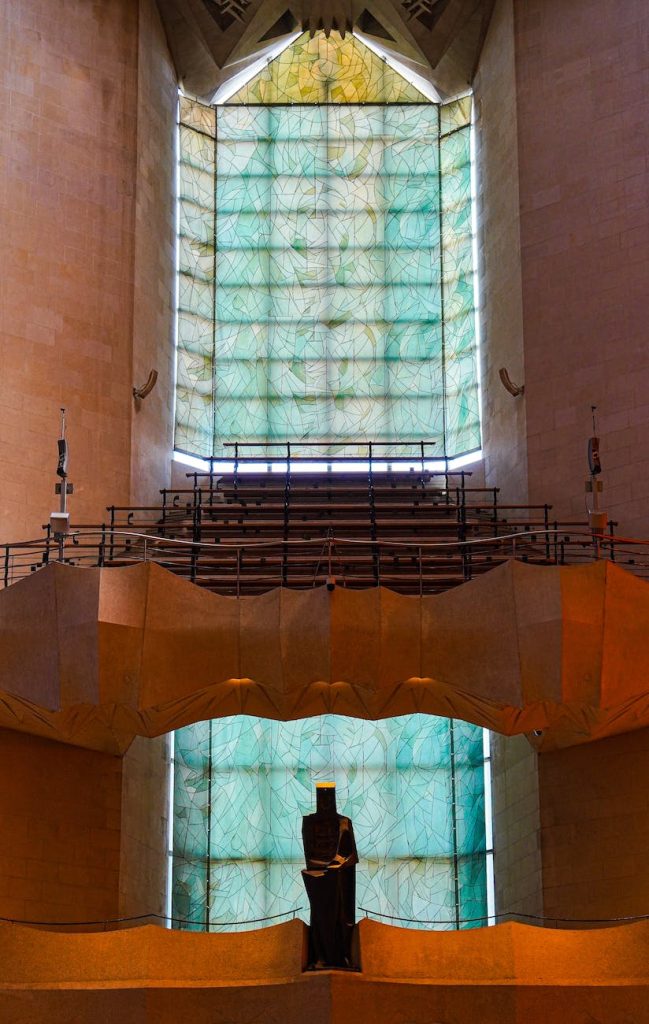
[514,0,649,537]
[0,0,175,545]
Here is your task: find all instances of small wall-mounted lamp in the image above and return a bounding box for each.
[133,369,158,400]
[499,367,525,398]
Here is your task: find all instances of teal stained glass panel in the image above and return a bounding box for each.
[176,89,479,459]
[172,714,487,931]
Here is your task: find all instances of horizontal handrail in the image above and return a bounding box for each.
[3,517,643,597]
[1,526,625,554]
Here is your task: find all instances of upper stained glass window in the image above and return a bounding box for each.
[175,32,479,458]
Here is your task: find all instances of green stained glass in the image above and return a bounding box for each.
[172,715,487,932]
[175,33,480,458]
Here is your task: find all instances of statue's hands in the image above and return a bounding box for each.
[327,854,347,870]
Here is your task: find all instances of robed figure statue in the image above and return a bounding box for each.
[301,782,358,968]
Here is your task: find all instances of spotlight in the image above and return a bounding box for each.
[499,367,525,397]
[133,369,158,400]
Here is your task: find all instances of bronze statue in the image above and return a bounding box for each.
[301,782,358,968]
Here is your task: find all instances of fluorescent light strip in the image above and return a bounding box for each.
[173,449,484,474]
[165,730,175,929]
[482,728,496,926]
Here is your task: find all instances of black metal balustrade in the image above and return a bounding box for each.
[1,451,632,594]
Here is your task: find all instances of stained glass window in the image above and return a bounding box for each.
[175,32,479,458]
[172,714,488,931]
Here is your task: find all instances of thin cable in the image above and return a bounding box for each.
[3,906,649,929]
[0,907,304,929]
[359,907,649,926]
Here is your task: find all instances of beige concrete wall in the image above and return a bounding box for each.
[494,725,649,926]
[0,728,170,927]
[513,0,649,537]
[539,725,649,923]
[474,0,528,506]
[0,0,175,546]
[482,0,649,929]
[119,735,170,921]
[490,733,543,922]
[130,0,177,509]
[0,728,122,925]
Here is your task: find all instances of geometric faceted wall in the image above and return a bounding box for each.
[172,714,487,931]
[175,32,479,458]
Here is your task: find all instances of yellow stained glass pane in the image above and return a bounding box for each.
[227,31,428,104]
[440,95,472,135]
[180,95,216,137]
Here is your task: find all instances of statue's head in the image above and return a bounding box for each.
[315,781,337,815]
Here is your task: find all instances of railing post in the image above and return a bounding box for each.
[43,524,51,567]
[191,538,199,583]
[368,442,379,585]
[457,495,469,580]
[193,489,202,544]
[328,529,333,582]
[418,546,423,597]
[283,443,291,586]
[544,505,550,561]
[108,507,116,562]
[608,519,616,562]
[3,545,9,588]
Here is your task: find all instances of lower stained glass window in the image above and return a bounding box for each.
[172,714,488,931]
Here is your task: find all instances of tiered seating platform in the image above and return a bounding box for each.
[1,461,625,594]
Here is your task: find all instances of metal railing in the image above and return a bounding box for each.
[2,524,643,595]
[2,902,647,932]
[0,906,304,932]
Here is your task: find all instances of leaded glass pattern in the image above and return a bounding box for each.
[175,32,479,458]
[172,714,487,931]
[227,31,427,104]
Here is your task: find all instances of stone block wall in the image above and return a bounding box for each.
[0,728,122,925]
[490,733,543,922]
[0,727,169,928]
[0,0,176,546]
[539,726,649,923]
[474,0,528,506]
[513,0,649,537]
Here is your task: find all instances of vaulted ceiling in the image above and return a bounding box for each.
[155,0,495,102]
